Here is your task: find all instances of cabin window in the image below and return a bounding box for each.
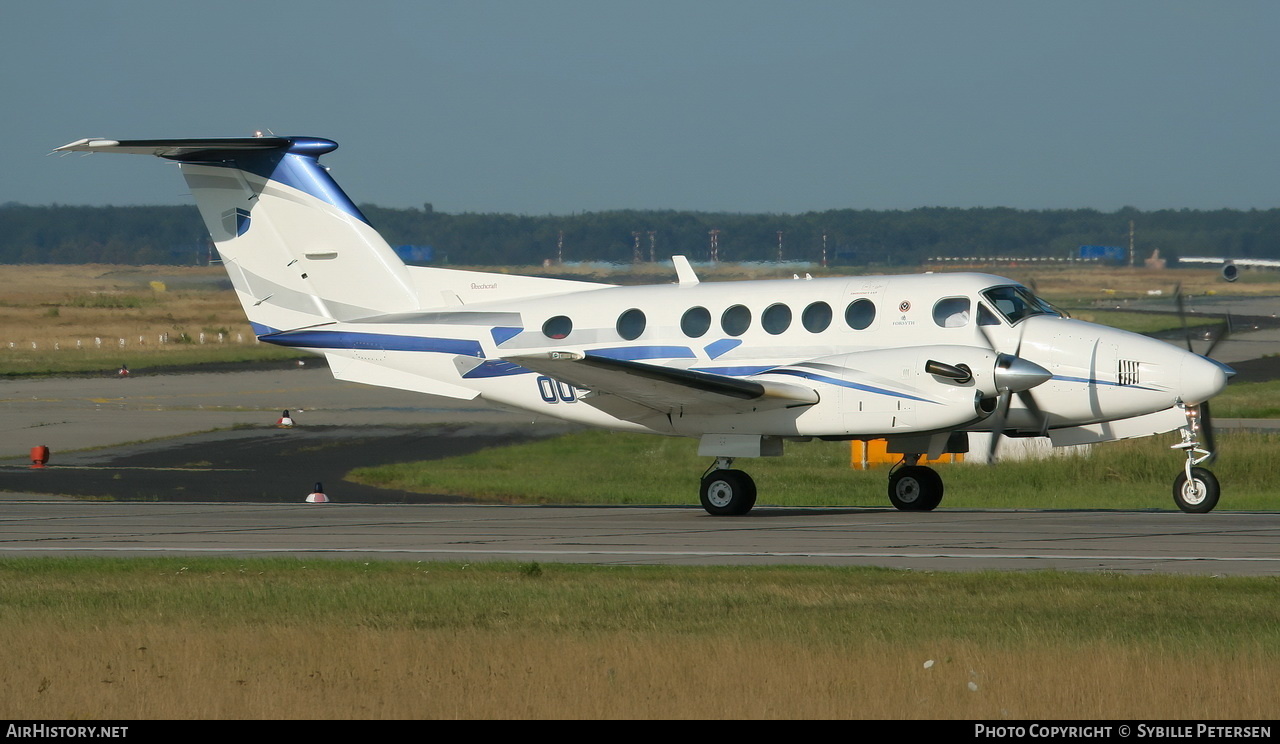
[802,301,832,333]
[762,303,792,335]
[721,305,752,337]
[933,297,971,328]
[681,306,711,338]
[616,308,646,340]
[542,315,573,340]
[978,303,1002,326]
[845,298,876,330]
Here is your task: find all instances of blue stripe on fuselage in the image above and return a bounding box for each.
[259,329,483,357]
[766,368,939,404]
[1052,375,1157,392]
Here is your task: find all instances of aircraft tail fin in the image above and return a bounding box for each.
[56,136,422,332]
[53,136,595,335]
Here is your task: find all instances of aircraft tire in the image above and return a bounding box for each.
[700,469,757,516]
[888,466,944,511]
[1173,467,1220,513]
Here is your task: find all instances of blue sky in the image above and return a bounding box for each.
[6,1,1278,214]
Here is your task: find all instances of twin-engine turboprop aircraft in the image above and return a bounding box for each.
[55,135,1233,513]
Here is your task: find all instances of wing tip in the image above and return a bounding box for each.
[52,138,119,154]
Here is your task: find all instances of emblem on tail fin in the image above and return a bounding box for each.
[221,208,251,237]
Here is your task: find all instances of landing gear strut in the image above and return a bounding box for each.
[699,457,757,516]
[1171,403,1220,513]
[888,457,944,511]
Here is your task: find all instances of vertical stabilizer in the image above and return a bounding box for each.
[54,135,605,332]
[55,137,418,332]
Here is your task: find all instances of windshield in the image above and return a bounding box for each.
[980,285,1060,325]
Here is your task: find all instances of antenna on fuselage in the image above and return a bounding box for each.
[672,255,699,286]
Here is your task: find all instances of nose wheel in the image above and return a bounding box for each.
[1173,467,1220,513]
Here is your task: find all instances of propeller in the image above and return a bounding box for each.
[1172,284,1233,464]
[984,353,1052,463]
[974,321,1053,464]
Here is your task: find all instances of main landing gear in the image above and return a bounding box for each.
[697,455,945,516]
[699,458,757,516]
[887,459,944,511]
[1171,403,1220,513]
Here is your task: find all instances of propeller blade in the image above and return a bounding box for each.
[1200,400,1217,465]
[1202,313,1233,360]
[1016,389,1050,436]
[1173,282,1194,353]
[985,388,1012,465]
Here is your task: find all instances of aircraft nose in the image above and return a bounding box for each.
[1180,353,1233,405]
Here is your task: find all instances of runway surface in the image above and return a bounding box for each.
[2,365,1277,574]
[1,499,1277,575]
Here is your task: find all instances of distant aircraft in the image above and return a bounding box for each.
[1179,256,1280,282]
[55,136,1234,513]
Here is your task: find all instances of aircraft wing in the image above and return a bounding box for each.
[503,351,819,418]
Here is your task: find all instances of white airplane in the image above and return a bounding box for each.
[54,135,1234,514]
[1179,257,1280,282]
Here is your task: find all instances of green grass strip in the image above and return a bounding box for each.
[349,429,1280,510]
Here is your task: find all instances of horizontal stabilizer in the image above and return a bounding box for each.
[54,137,297,159]
[325,354,479,401]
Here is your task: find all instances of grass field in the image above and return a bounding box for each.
[1,558,1276,719]
[1214,378,1280,418]
[348,429,1279,511]
[0,265,304,376]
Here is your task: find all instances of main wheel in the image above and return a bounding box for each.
[700,469,757,516]
[888,466,944,511]
[1173,467,1220,513]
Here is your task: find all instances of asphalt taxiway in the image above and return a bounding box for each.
[1,364,1277,574]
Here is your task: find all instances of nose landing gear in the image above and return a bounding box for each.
[1171,403,1220,513]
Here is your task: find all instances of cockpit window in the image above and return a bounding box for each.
[980,286,1059,325]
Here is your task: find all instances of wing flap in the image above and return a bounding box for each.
[504,351,818,417]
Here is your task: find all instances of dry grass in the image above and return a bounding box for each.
[2,626,1273,719]
[2,559,1277,720]
[0,265,297,373]
[0,264,248,339]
